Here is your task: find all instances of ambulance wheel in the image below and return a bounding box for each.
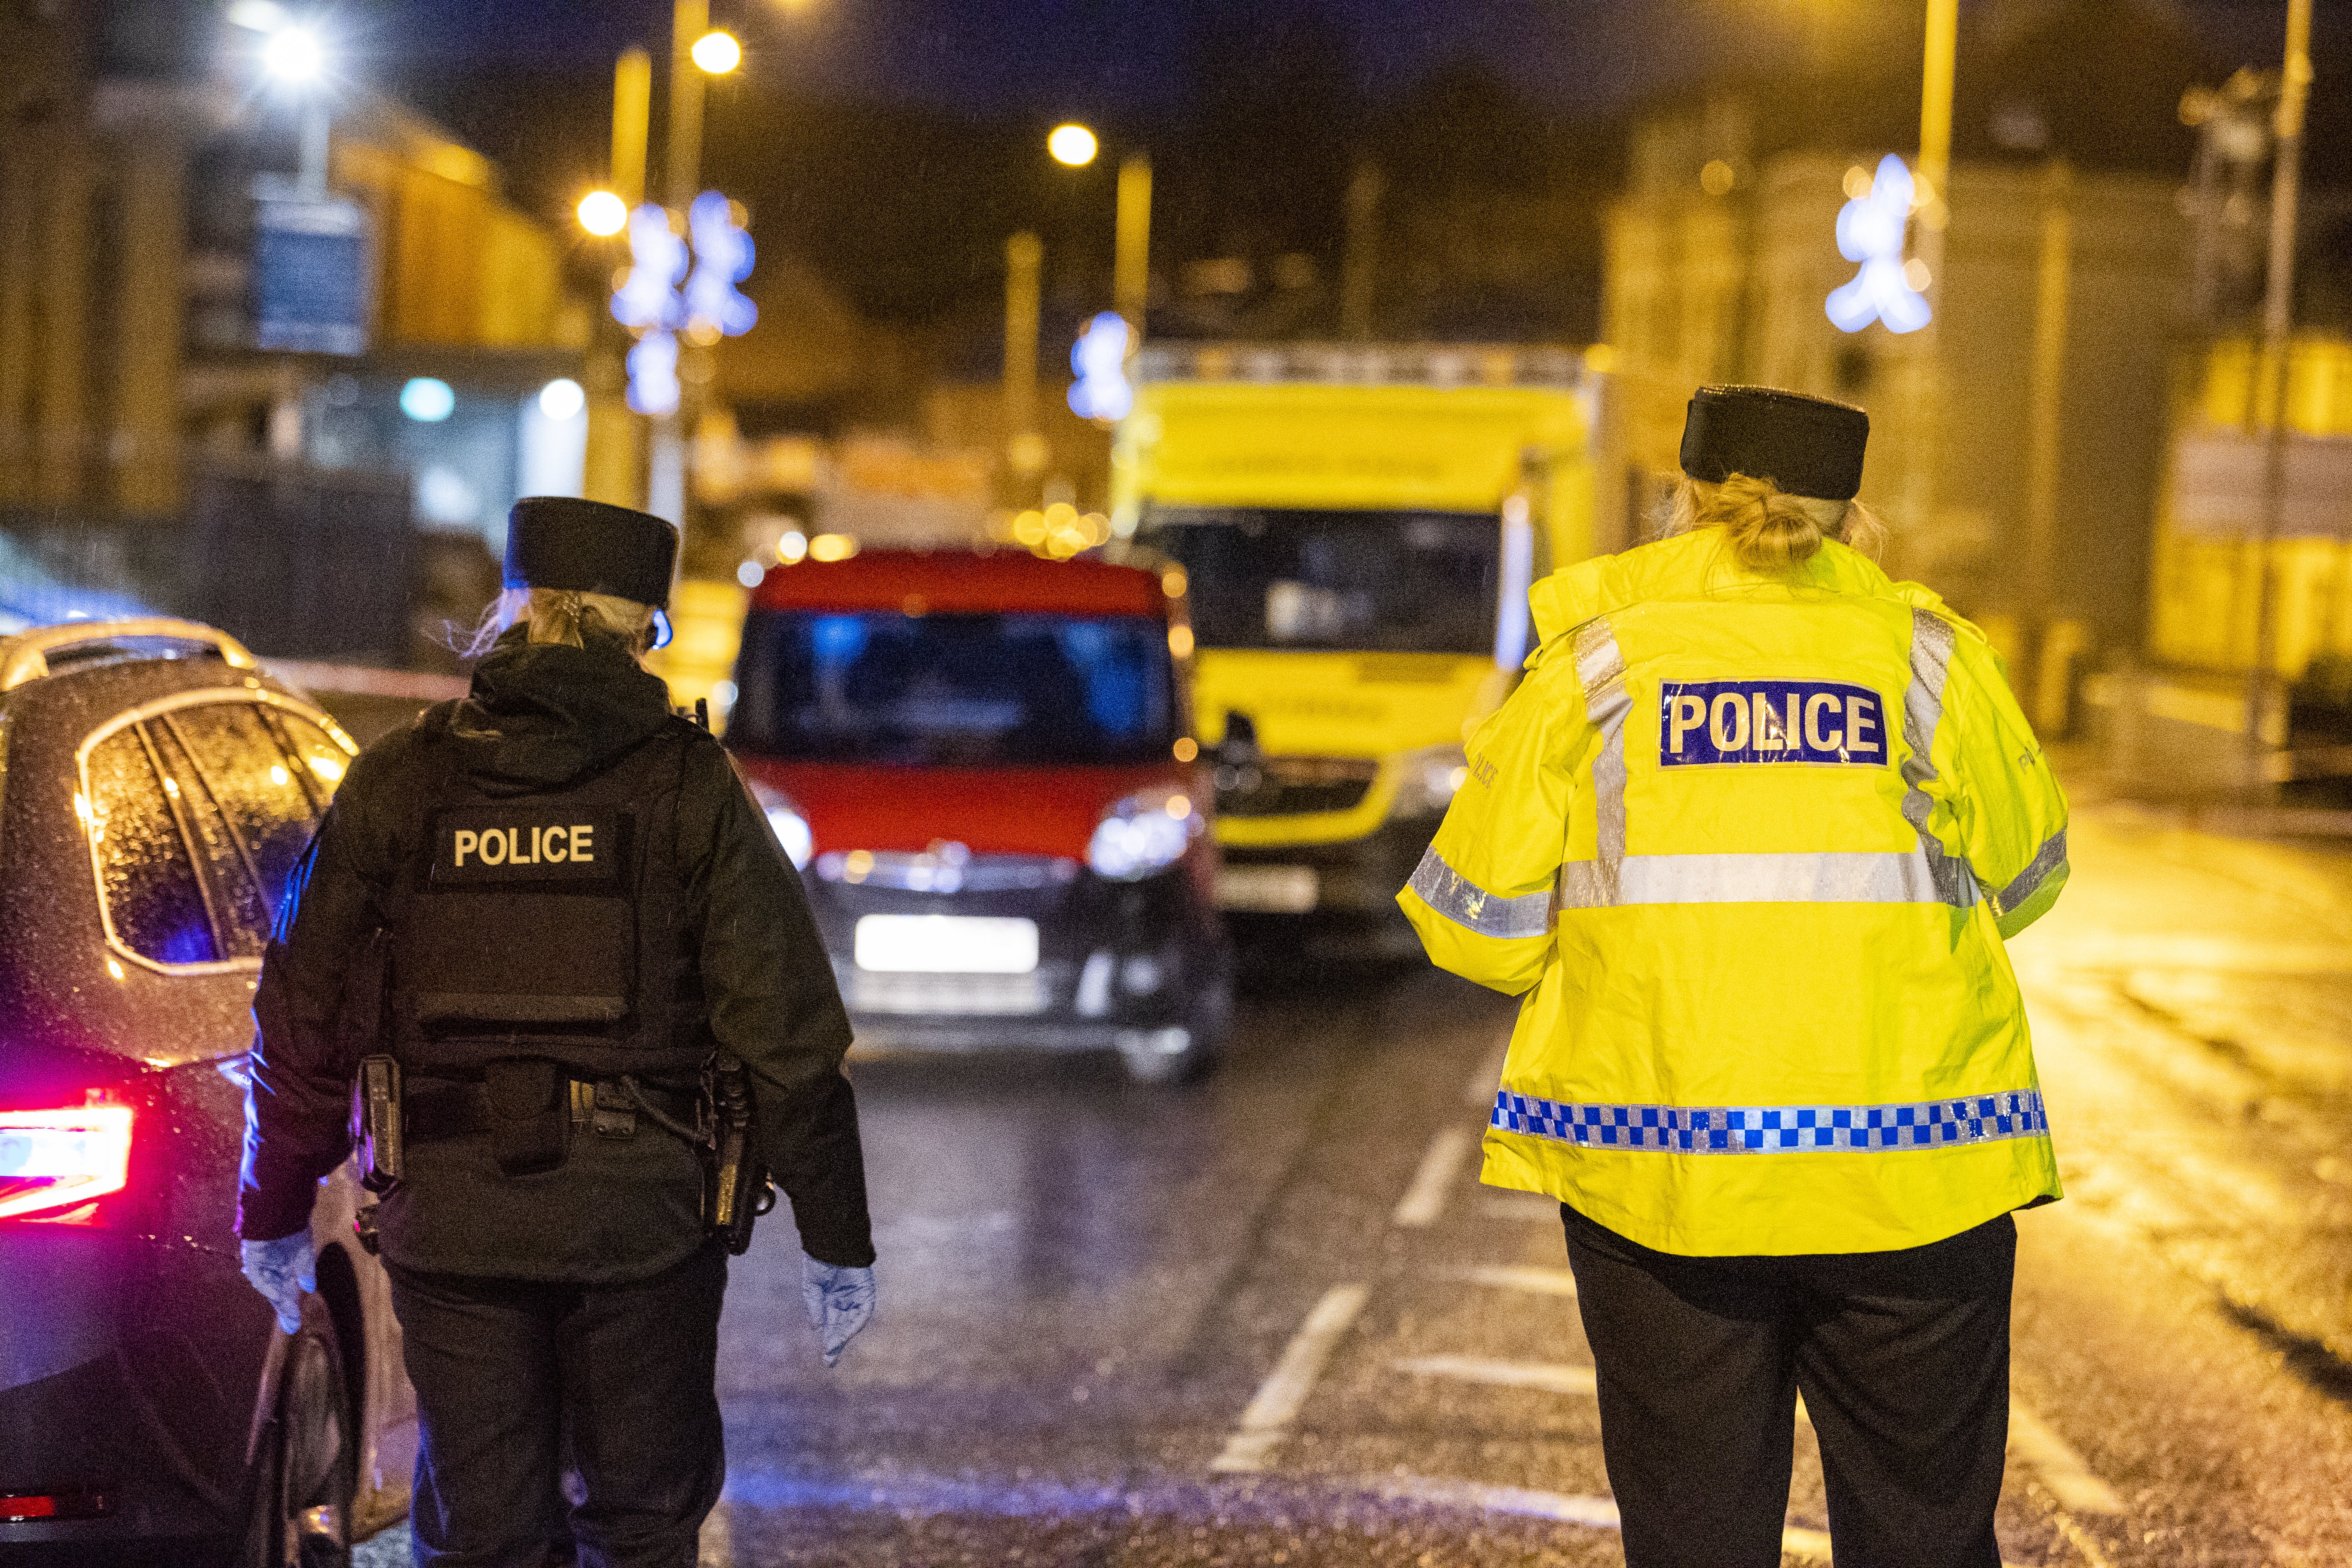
[244,1301,355,1568]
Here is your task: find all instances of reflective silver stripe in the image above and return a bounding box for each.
[1553,609,1978,913]
[1993,828,2067,915]
[1898,609,1981,908]
[1406,845,1554,939]
[1571,617,1631,900]
[1558,849,1957,909]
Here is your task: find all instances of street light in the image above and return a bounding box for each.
[577,189,629,236]
[1048,124,1098,168]
[259,23,325,83]
[691,29,742,74]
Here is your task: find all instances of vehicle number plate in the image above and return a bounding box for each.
[1216,865,1319,913]
[853,915,1040,974]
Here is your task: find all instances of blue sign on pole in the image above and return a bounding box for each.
[253,195,371,355]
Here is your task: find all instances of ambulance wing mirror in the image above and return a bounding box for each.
[1223,710,1260,762]
[1212,709,1261,768]
[1207,710,1262,794]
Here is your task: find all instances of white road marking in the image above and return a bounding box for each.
[1209,1283,1370,1473]
[1394,1354,1597,1397]
[1781,1525,1834,1561]
[1358,1473,2033,1567]
[1451,1263,1578,1297]
[1369,1471,1619,1528]
[1464,1038,1510,1107]
[1392,1126,1476,1227]
[695,1499,733,1567]
[2008,1396,2125,1515]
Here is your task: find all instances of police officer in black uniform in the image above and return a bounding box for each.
[236,497,875,1568]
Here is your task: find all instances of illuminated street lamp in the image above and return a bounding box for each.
[259,24,325,84]
[691,29,742,74]
[248,14,334,197]
[577,189,629,236]
[1045,122,1152,347]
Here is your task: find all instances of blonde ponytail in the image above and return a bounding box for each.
[456,586,657,661]
[1657,472,1886,573]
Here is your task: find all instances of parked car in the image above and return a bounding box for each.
[727,549,1232,1082]
[0,619,410,1565]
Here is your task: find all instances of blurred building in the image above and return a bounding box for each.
[1599,0,2218,704]
[0,1,589,664]
[1606,135,2184,672]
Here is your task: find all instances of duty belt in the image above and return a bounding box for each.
[404,1074,703,1144]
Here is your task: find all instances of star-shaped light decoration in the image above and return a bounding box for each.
[1825,155,1932,336]
[1068,312,1134,423]
[684,192,759,342]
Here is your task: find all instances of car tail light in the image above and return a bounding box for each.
[0,1103,133,1220]
[0,1489,114,1522]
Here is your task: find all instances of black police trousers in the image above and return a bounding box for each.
[387,1243,728,1568]
[1561,1204,2015,1568]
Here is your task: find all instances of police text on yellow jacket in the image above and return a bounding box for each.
[1399,530,2067,1256]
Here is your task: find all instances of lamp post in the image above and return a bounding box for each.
[1047,123,1153,340]
[644,3,741,524]
[259,22,331,196]
[577,13,739,520]
[1905,0,1957,606]
[1004,230,1045,501]
[2245,0,2315,770]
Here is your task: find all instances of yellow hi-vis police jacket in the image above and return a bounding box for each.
[1399,528,2068,1256]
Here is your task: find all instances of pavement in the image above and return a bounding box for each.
[358,799,2352,1567]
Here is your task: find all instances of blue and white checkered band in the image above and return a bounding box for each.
[1489,1089,2049,1153]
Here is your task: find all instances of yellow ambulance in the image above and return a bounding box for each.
[1110,343,1604,952]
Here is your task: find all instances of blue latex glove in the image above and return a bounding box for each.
[800,1254,875,1368]
[239,1231,316,1335]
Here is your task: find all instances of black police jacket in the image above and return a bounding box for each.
[237,628,874,1278]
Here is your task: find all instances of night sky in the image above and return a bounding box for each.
[315,0,2352,419]
[353,0,2340,122]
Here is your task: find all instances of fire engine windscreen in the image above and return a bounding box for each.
[731,611,1179,767]
[1135,507,1500,655]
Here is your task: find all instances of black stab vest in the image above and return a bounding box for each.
[386,714,712,1081]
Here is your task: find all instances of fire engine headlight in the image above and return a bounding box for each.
[1088,787,1204,881]
[1388,744,1471,821]
[745,779,814,870]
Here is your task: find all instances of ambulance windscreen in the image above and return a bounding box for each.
[729,611,1178,766]
[1134,506,1498,655]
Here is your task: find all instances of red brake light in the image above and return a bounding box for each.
[0,1489,114,1521]
[0,1104,133,1219]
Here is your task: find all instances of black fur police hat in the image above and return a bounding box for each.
[1678,385,1869,502]
[502,497,678,610]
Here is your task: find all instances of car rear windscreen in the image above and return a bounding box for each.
[731,610,1177,766]
[1134,506,1498,654]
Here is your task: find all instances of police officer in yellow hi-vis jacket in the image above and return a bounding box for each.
[1400,385,2067,1568]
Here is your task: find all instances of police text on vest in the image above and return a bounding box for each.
[1659,680,1886,766]
[431,812,624,884]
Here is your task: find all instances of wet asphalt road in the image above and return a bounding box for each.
[359,799,2352,1568]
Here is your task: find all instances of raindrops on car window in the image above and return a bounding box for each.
[83,728,218,968]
